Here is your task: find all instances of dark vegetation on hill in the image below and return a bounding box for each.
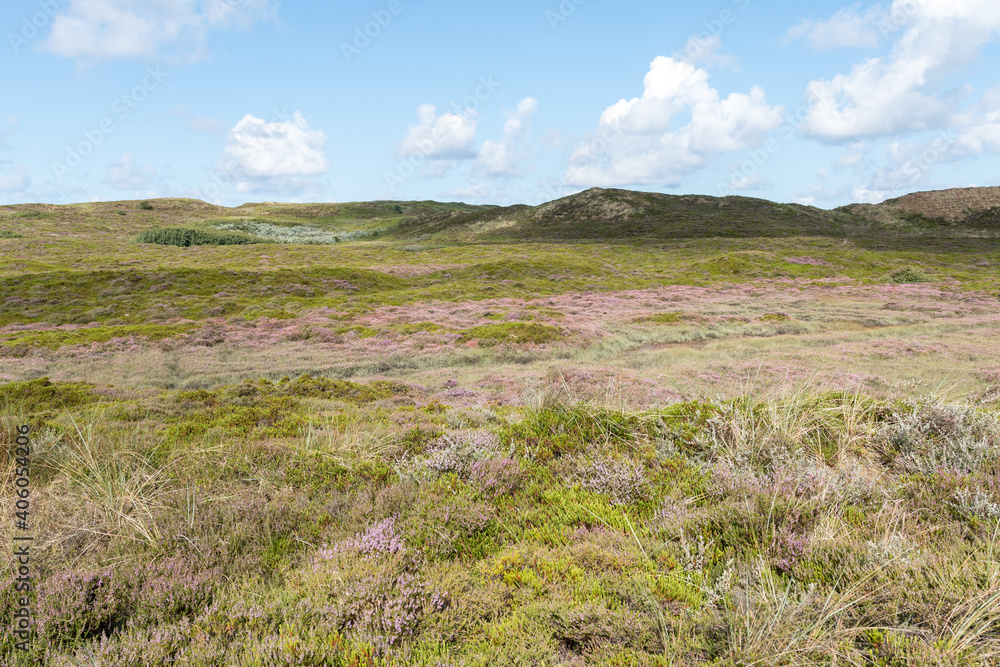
[3,185,1000,250]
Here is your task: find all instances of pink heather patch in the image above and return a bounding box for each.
[784,256,830,266]
[317,518,405,561]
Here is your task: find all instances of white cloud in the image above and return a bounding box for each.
[42,0,277,64]
[398,104,478,160]
[835,140,870,168]
[727,173,771,191]
[564,56,784,187]
[0,166,30,192]
[852,186,894,203]
[786,5,884,50]
[222,112,329,180]
[104,153,155,190]
[477,97,538,176]
[799,0,1000,141]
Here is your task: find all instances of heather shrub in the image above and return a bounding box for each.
[321,517,406,559]
[416,429,502,479]
[950,487,1000,524]
[471,457,524,499]
[238,627,361,666]
[770,512,812,573]
[335,570,447,652]
[34,568,134,649]
[548,600,657,654]
[880,399,1000,473]
[578,456,650,506]
[130,558,220,627]
[77,620,194,667]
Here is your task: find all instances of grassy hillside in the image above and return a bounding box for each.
[2,188,1000,665]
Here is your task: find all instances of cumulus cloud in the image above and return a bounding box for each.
[398,104,478,160]
[476,98,538,176]
[799,0,1000,141]
[105,153,156,190]
[564,56,784,187]
[222,112,328,178]
[786,5,885,50]
[0,166,30,192]
[42,0,277,64]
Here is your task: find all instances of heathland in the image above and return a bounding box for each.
[1,186,1000,665]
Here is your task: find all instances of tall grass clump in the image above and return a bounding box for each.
[51,411,174,545]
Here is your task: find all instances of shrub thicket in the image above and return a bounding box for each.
[135,227,270,247]
[885,267,931,283]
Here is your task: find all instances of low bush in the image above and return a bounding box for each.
[884,267,931,283]
[136,227,269,247]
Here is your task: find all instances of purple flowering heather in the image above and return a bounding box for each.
[337,572,446,651]
[471,457,523,499]
[316,518,406,562]
[581,457,650,506]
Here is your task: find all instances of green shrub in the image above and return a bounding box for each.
[136,227,269,247]
[138,200,154,210]
[0,377,98,412]
[0,230,23,239]
[457,322,563,346]
[884,267,930,283]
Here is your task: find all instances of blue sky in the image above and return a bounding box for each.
[1,0,998,208]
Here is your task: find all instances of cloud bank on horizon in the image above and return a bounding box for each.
[2,0,999,207]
